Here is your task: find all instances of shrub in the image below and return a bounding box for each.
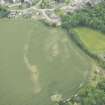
[0,5,10,18]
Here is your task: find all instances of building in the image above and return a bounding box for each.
[0,0,5,4]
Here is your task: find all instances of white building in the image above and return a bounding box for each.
[0,0,5,5]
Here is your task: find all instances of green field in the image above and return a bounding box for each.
[0,19,91,105]
[74,27,105,53]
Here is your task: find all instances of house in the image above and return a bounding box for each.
[8,10,17,18]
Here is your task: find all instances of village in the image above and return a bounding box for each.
[0,0,103,25]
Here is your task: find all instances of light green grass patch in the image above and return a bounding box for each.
[74,27,105,53]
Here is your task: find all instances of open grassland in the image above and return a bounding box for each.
[0,19,91,105]
[74,27,105,54]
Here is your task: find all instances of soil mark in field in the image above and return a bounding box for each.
[24,44,41,94]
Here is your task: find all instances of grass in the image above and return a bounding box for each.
[74,27,105,54]
[0,19,91,105]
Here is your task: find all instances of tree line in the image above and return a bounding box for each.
[62,1,105,32]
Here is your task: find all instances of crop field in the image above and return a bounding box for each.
[0,19,91,105]
[74,27,105,53]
